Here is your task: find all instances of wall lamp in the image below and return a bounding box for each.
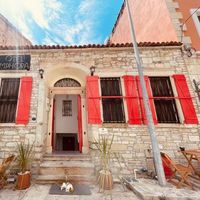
[90,66,96,76]
[39,69,44,79]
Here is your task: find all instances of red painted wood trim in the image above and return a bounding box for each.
[51,99,55,149]
[86,76,102,124]
[16,77,32,125]
[123,75,142,124]
[173,74,198,124]
[136,76,157,125]
[78,95,83,153]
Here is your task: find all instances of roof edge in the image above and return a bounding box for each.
[108,1,126,43]
[0,42,182,51]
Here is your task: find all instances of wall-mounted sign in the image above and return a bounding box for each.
[0,55,30,70]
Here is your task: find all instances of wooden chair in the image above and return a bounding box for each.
[0,155,15,188]
[160,152,193,189]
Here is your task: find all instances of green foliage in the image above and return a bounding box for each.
[92,135,114,171]
[16,142,34,174]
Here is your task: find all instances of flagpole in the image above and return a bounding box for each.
[125,0,166,186]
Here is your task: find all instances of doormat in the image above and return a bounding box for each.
[49,184,91,195]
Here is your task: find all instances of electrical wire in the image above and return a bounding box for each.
[180,6,200,43]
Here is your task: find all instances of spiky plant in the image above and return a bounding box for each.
[159,195,167,200]
[16,142,34,174]
[93,135,114,171]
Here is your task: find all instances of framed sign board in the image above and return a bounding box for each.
[0,55,30,70]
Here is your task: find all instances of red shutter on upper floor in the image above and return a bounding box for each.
[16,77,33,125]
[123,75,142,124]
[86,76,102,124]
[136,76,157,125]
[173,75,198,124]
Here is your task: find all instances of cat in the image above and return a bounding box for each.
[60,182,74,193]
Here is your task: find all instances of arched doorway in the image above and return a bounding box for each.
[51,78,83,153]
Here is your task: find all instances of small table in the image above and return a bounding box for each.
[181,150,200,178]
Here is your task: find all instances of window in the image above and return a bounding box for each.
[191,9,200,37]
[150,77,179,123]
[0,78,20,123]
[62,100,72,116]
[100,77,125,123]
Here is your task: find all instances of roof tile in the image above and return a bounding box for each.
[0,42,182,51]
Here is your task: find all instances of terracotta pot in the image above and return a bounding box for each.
[98,170,113,190]
[17,172,31,190]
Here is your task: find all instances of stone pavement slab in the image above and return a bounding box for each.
[126,178,200,200]
[0,183,139,200]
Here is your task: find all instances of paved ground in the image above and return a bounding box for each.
[128,178,200,200]
[0,183,139,200]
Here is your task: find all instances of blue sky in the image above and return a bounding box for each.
[0,0,123,45]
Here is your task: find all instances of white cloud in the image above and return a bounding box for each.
[61,0,104,45]
[79,0,96,15]
[42,36,57,45]
[0,0,107,45]
[0,0,62,42]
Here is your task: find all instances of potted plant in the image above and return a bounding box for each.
[92,135,114,191]
[16,142,34,190]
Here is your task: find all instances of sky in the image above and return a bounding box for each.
[0,0,123,45]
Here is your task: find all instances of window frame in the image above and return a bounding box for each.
[191,8,200,37]
[100,77,126,123]
[149,76,180,124]
[62,100,72,116]
[0,78,20,123]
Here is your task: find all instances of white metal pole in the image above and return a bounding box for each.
[125,0,166,186]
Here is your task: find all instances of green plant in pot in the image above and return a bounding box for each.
[16,142,34,190]
[92,135,114,191]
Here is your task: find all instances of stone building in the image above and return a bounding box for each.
[109,0,200,51]
[108,1,200,102]
[0,41,199,182]
[0,2,199,182]
[0,14,31,46]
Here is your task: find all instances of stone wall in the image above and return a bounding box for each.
[0,45,199,176]
[0,53,42,173]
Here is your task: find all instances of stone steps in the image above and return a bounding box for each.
[43,154,91,161]
[35,153,96,184]
[34,174,96,184]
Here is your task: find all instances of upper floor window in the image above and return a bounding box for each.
[191,9,200,37]
[149,77,179,123]
[0,78,20,123]
[100,77,125,123]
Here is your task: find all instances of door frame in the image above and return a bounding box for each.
[46,87,87,154]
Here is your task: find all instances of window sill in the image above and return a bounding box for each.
[155,123,198,128]
[0,123,28,127]
[102,123,128,128]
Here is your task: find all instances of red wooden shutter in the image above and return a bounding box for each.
[173,75,198,124]
[86,76,101,124]
[123,75,142,124]
[16,77,33,125]
[77,95,83,153]
[136,76,157,124]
